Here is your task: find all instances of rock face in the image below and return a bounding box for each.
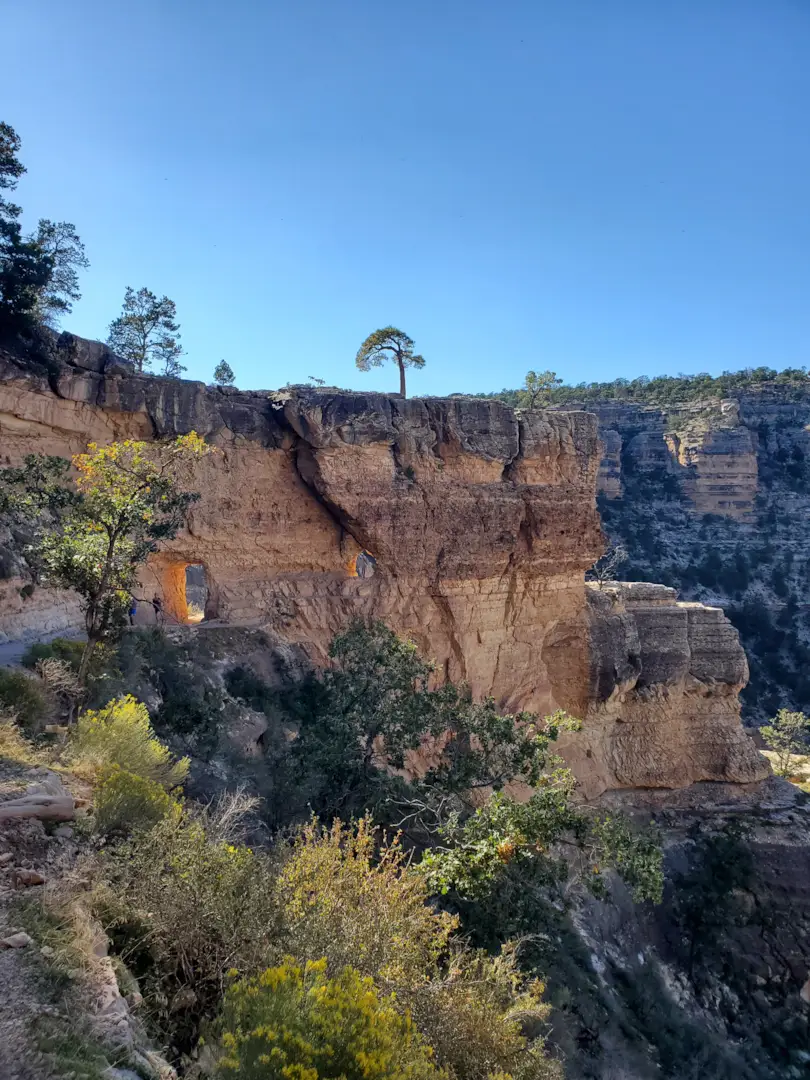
[0,338,769,795]
[560,399,763,520]
[578,390,810,721]
[559,583,767,796]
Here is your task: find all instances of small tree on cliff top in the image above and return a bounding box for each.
[356,327,425,397]
[761,708,810,777]
[107,286,185,376]
[1,435,210,682]
[519,370,563,409]
[213,359,235,386]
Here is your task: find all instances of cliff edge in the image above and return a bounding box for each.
[0,336,769,796]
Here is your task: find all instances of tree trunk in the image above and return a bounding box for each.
[77,636,98,687]
[399,360,406,398]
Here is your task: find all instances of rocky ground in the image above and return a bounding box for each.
[0,749,172,1080]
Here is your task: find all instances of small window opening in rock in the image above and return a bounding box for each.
[185,564,208,623]
[351,550,376,579]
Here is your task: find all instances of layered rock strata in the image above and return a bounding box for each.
[0,337,769,794]
[574,388,810,721]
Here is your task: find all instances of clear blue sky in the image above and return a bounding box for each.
[5,0,809,395]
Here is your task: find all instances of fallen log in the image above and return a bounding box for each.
[0,794,75,823]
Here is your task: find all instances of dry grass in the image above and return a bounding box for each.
[0,708,42,767]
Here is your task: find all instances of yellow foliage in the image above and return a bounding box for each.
[216,957,443,1080]
[94,764,181,836]
[275,819,561,1080]
[71,695,188,790]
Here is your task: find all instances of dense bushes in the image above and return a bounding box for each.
[100,809,280,1052]
[94,764,180,836]
[71,695,189,790]
[0,621,670,1077]
[270,818,561,1080]
[0,667,48,731]
[215,959,442,1080]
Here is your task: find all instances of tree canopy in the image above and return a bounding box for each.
[355,327,425,397]
[33,219,89,326]
[1,434,210,681]
[107,286,185,376]
[0,122,51,336]
[213,359,235,386]
[0,122,89,336]
[484,366,810,409]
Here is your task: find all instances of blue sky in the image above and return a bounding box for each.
[4,1,809,395]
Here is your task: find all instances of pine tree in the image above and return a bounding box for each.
[0,123,52,336]
[355,327,425,398]
[107,287,185,376]
[213,359,235,386]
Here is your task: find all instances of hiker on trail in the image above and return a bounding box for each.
[153,594,163,624]
[128,599,137,626]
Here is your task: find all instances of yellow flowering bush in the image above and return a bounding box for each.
[274,819,561,1080]
[72,695,189,789]
[94,764,181,836]
[216,958,443,1080]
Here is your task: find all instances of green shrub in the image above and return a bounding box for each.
[101,812,280,1054]
[275,819,561,1080]
[215,958,442,1080]
[22,637,85,672]
[71,695,188,789]
[0,668,49,731]
[224,665,275,714]
[94,765,180,837]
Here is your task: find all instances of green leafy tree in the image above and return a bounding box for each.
[107,286,185,376]
[33,219,89,326]
[215,958,442,1080]
[0,122,52,336]
[279,620,559,821]
[760,708,810,776]
[355,326,425,397]
[213,359,235,386]
[420,788,662,905]
[1,435,210,682]
[518,370,563,409]
[275,621,662,904]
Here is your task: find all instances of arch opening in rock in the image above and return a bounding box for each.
[185,564,208,623]
[347,550,377,579]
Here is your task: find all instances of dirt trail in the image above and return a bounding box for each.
[0,768,56,1080]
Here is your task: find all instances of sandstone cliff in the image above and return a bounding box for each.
[575,391,810,721]
[0,336,769,796]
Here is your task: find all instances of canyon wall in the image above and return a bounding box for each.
[0,336,768,795]
[577,393,810,721]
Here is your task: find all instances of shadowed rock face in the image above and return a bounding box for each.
[551,583,768,797]
[0,337,770,795]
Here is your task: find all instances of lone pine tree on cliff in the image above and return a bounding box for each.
[355,327,425,397]
[213,359,235,386]
[107,286,185,376]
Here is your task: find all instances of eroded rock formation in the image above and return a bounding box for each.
[579,388,810,721]
[0,336,769,795]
